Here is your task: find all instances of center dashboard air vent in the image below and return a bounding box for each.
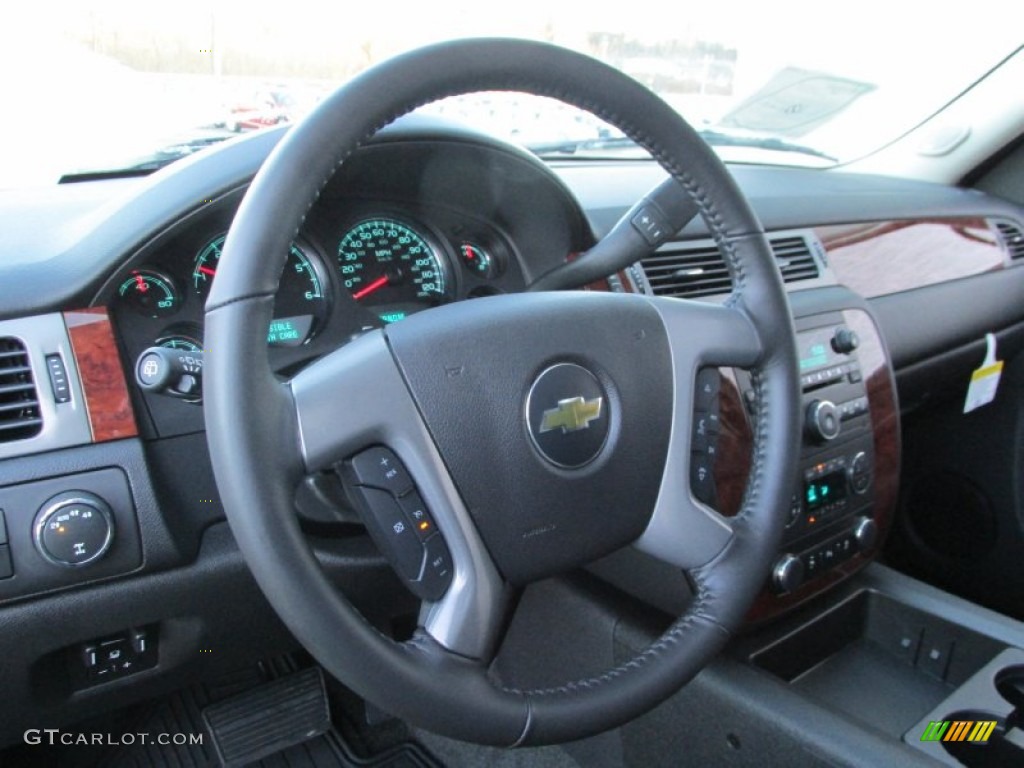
[0,337,42,442]
[995,220,1024,261]
[639,232,821,298]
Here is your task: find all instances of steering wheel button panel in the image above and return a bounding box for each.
[348,486,426,582]
[344,446,414,496]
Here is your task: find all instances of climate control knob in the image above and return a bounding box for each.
[33,492,115,567]
[772,553,805,595]
[806,399,841,442]
[853,516,878,553]
[849,451,871,494]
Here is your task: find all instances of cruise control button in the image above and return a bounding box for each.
[350,487,425,581]
[397,492,437,542]
[416,534,454,601]
[344,447,414,497]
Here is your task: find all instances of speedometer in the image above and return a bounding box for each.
[337,217,450,322]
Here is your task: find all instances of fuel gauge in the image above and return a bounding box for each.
[155,327,203,353]
[459,242,501,279]
[116,269,181,318]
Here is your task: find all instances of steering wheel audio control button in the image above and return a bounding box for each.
[33,492,115,568]
[345,446,414,496]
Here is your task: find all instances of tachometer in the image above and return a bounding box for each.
[337,217,450,321]
[192,234,330,346]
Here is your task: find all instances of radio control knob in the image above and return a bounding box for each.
[853,516,878,553]
[772,553,804,594]
[832,328,860,354]
[806,400,841,442]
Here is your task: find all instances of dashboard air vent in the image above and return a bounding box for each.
[638,233,819,298]
[996,221,1024,261]
[0,338,42,442]
[640,241,731,298]
[770,235,820,281]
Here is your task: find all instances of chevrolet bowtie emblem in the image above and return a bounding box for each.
[539,396,604,434]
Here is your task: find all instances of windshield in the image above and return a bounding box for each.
[4,1,1020,186]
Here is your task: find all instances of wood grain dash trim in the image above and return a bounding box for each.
[64,308,137,443]
[819,218,1002,299]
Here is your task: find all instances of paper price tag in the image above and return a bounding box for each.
[964,333,1003,414]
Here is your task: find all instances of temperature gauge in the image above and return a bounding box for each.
[459,242,500,279]
[116,269,181,318]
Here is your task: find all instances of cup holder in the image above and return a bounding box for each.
[908,649,1024,766]
[939,710,1013,768]
[995,665,1024,715]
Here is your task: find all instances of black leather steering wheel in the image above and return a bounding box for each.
[204,38,800,747]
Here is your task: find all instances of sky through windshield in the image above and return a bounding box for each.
[1,1,1019,185]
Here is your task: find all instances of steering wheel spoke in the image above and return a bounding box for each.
[628,298,761,569]
[289,330,508,660]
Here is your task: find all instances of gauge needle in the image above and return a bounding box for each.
[198,266,216,277]
[134,274,148,292]
[352,275,389,301]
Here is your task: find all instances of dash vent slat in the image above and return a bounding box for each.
[638,234,820,298]
[996,221,1024,261]
[0,337,42,442]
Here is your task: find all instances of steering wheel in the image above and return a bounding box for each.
[204,38,800,747]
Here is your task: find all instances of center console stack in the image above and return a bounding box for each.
[696,290,901,623]
[737,312,879,597]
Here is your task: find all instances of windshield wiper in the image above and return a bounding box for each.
[697,128,837,162]
[528,130,835,163]
[526,136,643,158]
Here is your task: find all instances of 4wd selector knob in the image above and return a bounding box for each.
[806,399,841,442]
[33,491,115,567]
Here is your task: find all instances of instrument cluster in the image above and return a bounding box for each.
[111,201,522,363]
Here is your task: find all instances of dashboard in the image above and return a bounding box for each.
[100,129,589,439]
[1,114,1024,749]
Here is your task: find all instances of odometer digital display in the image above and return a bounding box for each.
[337,217,449,313]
